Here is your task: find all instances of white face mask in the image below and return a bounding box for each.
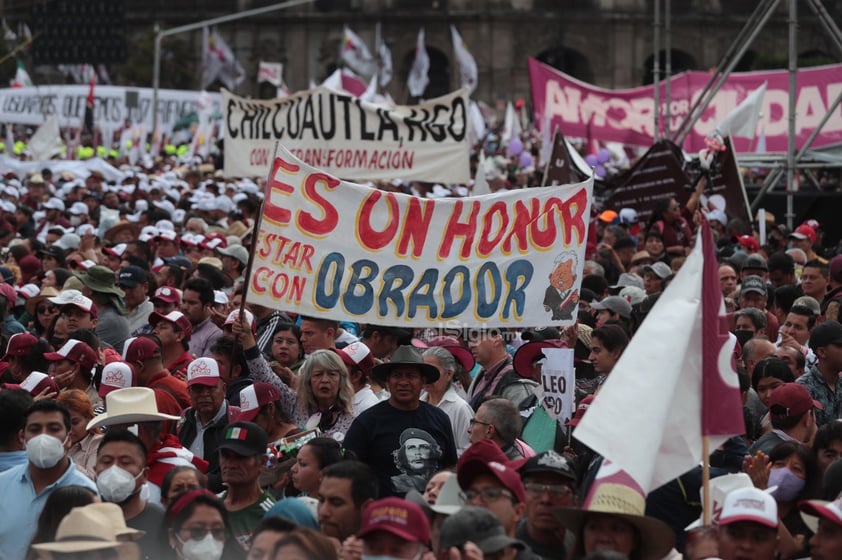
[26,433,67,469]
[96,465,142,504]
[179,533,224,560]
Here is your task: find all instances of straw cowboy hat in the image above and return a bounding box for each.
[30,503,140,559]
[87,387,180,431]
[554,483,675,560]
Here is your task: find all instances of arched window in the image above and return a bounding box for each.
[535,47,593,83]
[642,49,697,85]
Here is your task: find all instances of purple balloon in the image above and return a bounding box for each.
[597,148,611,164]
[585,154,598,166]
[595,164,606,178]
[507,138,524,156]
[519,152,533,168]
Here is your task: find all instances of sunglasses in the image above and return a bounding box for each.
[37,305,58,314]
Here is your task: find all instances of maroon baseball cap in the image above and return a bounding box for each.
[149,311,193,340]
[457,439,526,504]
[44,339,98,371]
[2,332,39,360]
[427,336,476,374]
[19,371,60,396]
[151,286,181,305]
[358,497,431,545]
[236,382,282,423]
[122,337,161,363]
[768,383,822,419]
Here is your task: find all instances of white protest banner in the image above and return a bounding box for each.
[0,86,222,130]
[223,87,470,183]
[540,348,575,425]
[248,148,592,329]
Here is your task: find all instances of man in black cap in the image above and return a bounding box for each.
[440,506,527,559]
[727,275,780,340]
[217,421,275,550]
[344,345,457,497]
[800,321,842,427]
[118,266,153,335]
[515,451,577,559]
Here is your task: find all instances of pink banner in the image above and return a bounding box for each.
[528,57,842,153]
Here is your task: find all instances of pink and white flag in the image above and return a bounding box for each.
[407,28,430,97]
[574,218,744,493]
[341,25,376,77]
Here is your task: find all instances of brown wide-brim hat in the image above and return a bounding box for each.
[104,221,140,243]
[371,345,440,385]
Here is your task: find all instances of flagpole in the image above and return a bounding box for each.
[702,435,711,526]
[238,139,280,323]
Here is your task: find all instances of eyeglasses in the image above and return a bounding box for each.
[462,487,513,503]
[180,526,226,541]
[37,305,58,314]
[524,482,575,498]
[469,419,492,428]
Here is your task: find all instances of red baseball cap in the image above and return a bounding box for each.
[122,337,161,363]
[789,224,817,244]
[358,497,431,545]
[737,235,759,253]
[151,286,181,305]
[19,371,60,396]
[2,332,39,360]
[457,439,526,504]
[335,341,375,379]
[44,339,98,371]
[236,382,282,422]
[149,311,193,340]
[426,336,476,374]
[768,383,822,419]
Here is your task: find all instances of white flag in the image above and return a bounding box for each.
[29,115,64,161]
[716,82,766,139]
[468,101,486,147]
[450,25,477,94]
[201,27,246,91]
[377,34,393,87]
[341,26,376,77]
[574,222,743,493]
[407,28,430,97]
[258,62,284,87]
[501,102,521,145]
[472,151,491,196]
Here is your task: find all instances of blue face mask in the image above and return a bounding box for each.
[768,466,805,502]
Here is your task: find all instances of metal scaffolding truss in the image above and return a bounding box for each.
[660,0,842,227]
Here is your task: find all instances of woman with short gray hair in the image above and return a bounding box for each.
[421,346,474,456]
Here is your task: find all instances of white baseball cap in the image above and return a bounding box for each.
[186,357,221,388]
[718,486,778,528]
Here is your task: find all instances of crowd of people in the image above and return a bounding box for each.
[0,139,841,560]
